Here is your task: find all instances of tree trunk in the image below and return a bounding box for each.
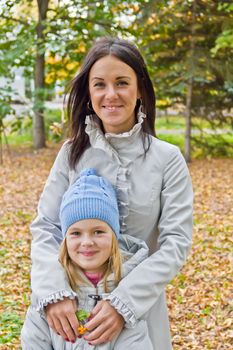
[185,77,193,162]
[33,0,49,149]
[184,0,196,162]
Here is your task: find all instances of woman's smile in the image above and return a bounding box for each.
[102,105,123,111]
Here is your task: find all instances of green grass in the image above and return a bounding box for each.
[158,132,233,158]
[156,115,233,157]
[192,134,233,158]
[4,108,62,146]
[156,115,186,129]
[156,115,232,131]
[44,108,62,125]
[0,311,23,344]
[4,133,32,146]
[157,133,184,150]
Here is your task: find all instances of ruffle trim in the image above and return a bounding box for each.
[115,167,130,233]
[85,108,145,140]
[85,110,146,233]
[85,109,146,161]
[36,290,77,315]
[85,115,120,163]
[105,108,146,139]
[103,294,137,328]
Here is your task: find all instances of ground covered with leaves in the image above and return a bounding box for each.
[0,145,232,349]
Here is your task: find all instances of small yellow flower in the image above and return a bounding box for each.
[78,325,88,335]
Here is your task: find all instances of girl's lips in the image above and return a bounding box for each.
[79,251,97,257]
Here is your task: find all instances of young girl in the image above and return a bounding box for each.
[21,168,153,349]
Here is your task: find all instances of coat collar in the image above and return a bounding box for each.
[85,110,147,164]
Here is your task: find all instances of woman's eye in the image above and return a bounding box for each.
[94,82,105,87]
[117,81,128,86]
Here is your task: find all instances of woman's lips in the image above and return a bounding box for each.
[103,105,122,111]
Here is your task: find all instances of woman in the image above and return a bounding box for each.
[26,37,193,350]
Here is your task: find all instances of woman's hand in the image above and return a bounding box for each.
[84,300,125,345]
[46,297,78,343]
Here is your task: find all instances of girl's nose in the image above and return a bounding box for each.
[80,236,94,246]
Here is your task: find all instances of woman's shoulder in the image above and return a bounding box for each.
[148,135,183,163]
[150,136,179,153]
[47,140,72,176]
[54,139,72,163]
[58,139,71,152]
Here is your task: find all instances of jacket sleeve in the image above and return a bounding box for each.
[104,147,193,326]
[30,142,77,312]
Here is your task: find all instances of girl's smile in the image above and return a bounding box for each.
[79,251,98,257]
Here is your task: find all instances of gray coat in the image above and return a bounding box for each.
[24,114,193,350]
[21,235,153,349]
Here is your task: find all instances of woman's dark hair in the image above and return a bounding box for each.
[66,37,156,169]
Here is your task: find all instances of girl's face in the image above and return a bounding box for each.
[66,219,113,273]
[88,55,141,134]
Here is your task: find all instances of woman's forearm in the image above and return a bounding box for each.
[30,142,74,309]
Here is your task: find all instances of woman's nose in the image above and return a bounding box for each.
[106,85,117,99]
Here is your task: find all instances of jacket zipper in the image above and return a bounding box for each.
[88,289,102,306]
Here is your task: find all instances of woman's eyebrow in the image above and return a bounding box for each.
[116,76,131,80]
[91,76,131,81]
[91,77,104,81]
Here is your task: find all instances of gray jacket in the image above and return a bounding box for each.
[21,235,153,349]
[26,113,193,350]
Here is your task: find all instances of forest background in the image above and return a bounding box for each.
[0,0,232,349]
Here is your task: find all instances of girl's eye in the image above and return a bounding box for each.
[71,231,81,236]
[94,230,105,235]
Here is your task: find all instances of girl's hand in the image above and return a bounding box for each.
[84,300,125,345]
[46,297,78,343]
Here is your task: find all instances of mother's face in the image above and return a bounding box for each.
[88,55,141,134]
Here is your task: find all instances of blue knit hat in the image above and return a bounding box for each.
[60,168,120,239]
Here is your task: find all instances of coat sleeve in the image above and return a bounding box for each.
[104,147,193,326]
[30,142,77,312]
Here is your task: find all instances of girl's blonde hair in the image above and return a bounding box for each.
[59,231,122,292]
